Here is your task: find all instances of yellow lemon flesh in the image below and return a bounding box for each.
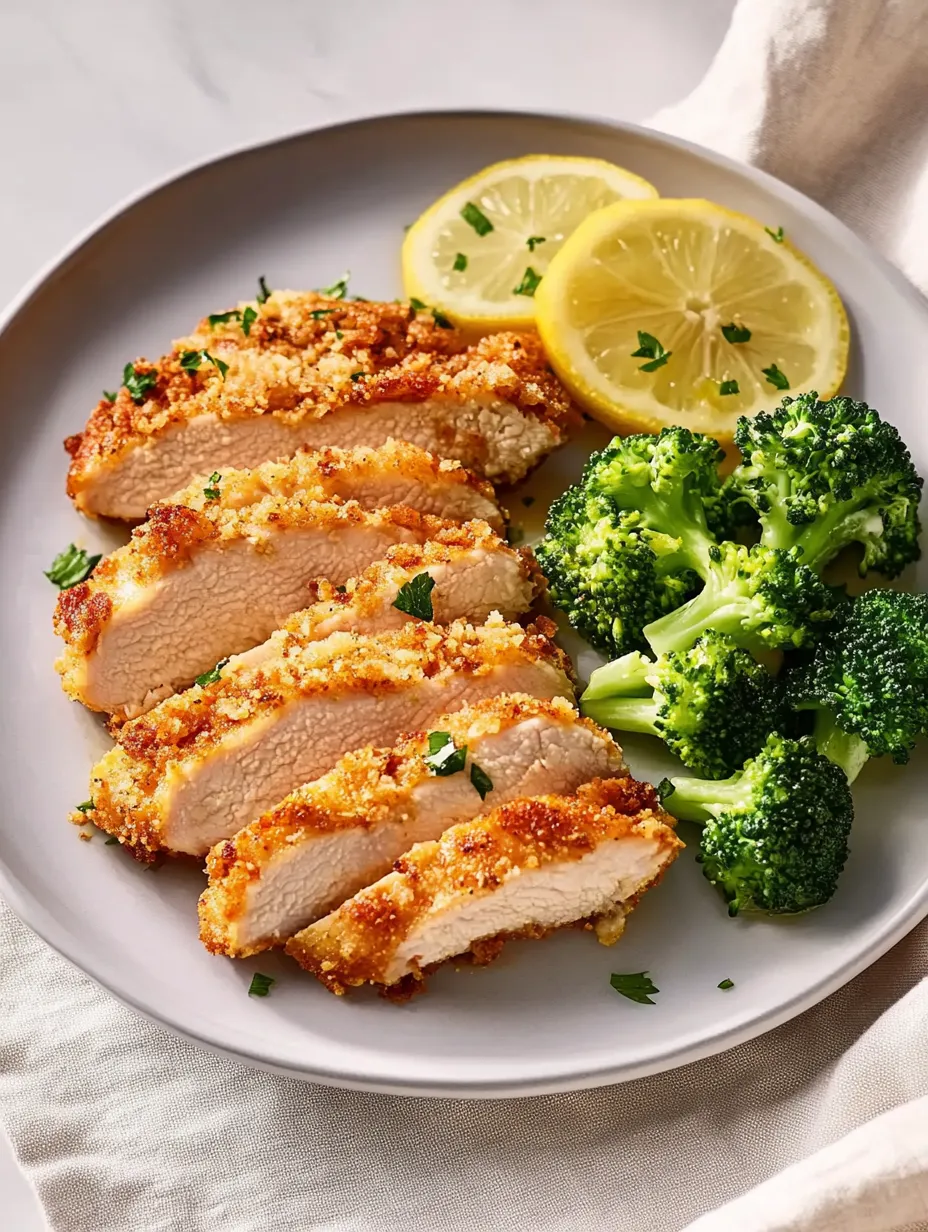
[534,198,849,443]
[402,155,658,330]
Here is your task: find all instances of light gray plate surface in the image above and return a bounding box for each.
[2,111,927,1096]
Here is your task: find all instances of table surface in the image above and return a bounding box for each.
[0,0,734,1223]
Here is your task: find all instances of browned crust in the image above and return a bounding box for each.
[65,292,580,495]
[285,778,682,994]
[197,694,619,956]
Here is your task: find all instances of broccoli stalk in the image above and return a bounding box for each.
[660,733,854,916]
[581,633,789,779]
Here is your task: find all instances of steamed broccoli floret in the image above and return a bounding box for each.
[643,541,841,657]
[580,632,789,778]
[725,393,923,578]
[536,483,700,659]
[786,588,928,782]
[660,733,854,915]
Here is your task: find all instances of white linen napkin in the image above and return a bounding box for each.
[4,1,928,1229]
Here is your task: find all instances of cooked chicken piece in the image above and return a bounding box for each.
[199,695,625,957]
[88,614,574,858]
[66,293,580,519]
[286,777,682,996]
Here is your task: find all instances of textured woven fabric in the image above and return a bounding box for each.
[4,0,928,1229]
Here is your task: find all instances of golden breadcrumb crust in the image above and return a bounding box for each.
[286,777,682,994]
[197,694,618,956]
[87,614,574,856]
[65,292,580,495]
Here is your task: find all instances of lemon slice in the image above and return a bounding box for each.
[534,198,849,442]
[402,155,658,329]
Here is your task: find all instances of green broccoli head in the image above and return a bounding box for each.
[536,486,699,658]
[726,392,923,577]
[582,427,726,574]
[786,588,928,781]
[661,732,854,915]
[581,632,790,779]
[643,541,841,657]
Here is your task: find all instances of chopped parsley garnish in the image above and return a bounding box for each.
[610,972,659,1004]
[719,379,740,396]
[470,763,493,800]
[765,225,785,243]
[45,545,101,590]
[424,731,468,777]
[310,308,336,319]
[203,471,222,500]
[122,363,158,404]
[241,305,258,336]
[256,276,272,304]
[208,309,241,327]
[526,236,546,252]
[762,363,790,390]
[103,389,117,402]
[506,524,525,546]
[632,331,672,372]
[718,978,735,990]
[392,572,435,621]
[513,267,542,297]
[180,350,229,379]
[321,271,350,299]
[522,495,535,507]
[105,836,119,845]
[460,202,494,236]
[335,330,344,340]
[195,657,229,688]
[431,307,454,329]
[409,297,427,311]
[721,322,751,344]
[452,252,468,272]
[76,800,95,813]
[350,371,365,382]
[248,972,275,997]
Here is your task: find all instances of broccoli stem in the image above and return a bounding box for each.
[661,772,751,823]
[790,506,885,573]
[581,695,660,735]
[582,652,653,702]
[644,581,756,657]
[813,711,870,784]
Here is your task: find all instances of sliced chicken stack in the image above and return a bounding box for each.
[66,292,581,519]
[53,441,521,719]
[87,615,574,859]
[198,695,626,957]
[287,777,682,997]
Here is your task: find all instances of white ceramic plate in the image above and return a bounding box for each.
[2,111,927,1098]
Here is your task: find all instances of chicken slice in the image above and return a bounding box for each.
[66,293,581,519]
[286,777,682,996]
[198,695,625,957]
[88,614,574,858]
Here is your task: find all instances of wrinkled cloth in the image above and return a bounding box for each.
[4,0,928,1229]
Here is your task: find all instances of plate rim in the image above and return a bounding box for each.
[4,107,928,1098]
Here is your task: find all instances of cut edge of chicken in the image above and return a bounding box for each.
[198,694,626,957]
[285,777,683,996]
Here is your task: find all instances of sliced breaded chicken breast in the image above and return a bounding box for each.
[88,615,574,858]
[286,777,682,996]
[66,293,580,518]
[198,695,625,957]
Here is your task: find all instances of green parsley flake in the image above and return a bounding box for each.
[762,363,790,390]
[409,297,428,311]
[350,371,365,382]
[721,322,751,344]
[208,309,241,327]
[241,305,258,336]
[460,202,494,236]
[526,236,546,252]
[256,276,272,304]
[765,225,785,243]
[76,800,95,813]
[452,252,468,272]
[122,363,158,404]
[335,330,344,341]
[424,732,468,777]
[431,307,454,329]
[310,308,336,319]
[103,389,117,402]
[718,978,735,990]
[719,379,740,396]
[45,545,101,590]
[610,972,659,1004]
[513,267,541,297]
[180,350,228,379]
[248,972,275,997]
[521,496,535,507]
[321,271,350,299]
[195,657,229,688]
[392,572,435,621]
[470,763,493,800]
[632,331,672,372]
[203,471,222,500]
